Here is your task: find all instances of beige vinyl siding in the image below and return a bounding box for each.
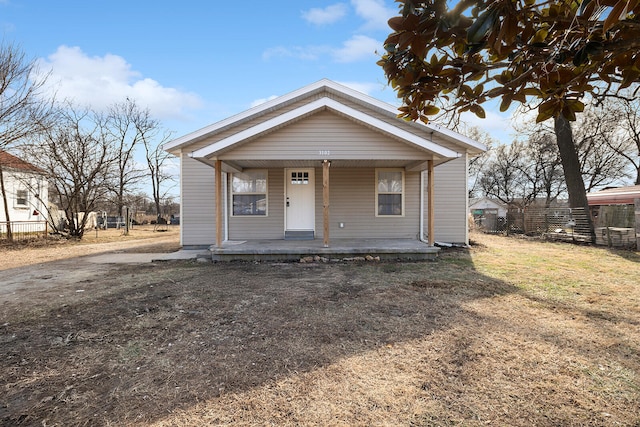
[183,96,326,153]
[228,168,285,239]
[222,111,431,161]
[315,167,421,239]
[431,155,469,244]
[180,154,217,247]
[329,93,465,153]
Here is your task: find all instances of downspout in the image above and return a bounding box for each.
[419,170,428,244]
[223,171,229,242]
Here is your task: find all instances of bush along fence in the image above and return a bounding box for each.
[0,221,49,242]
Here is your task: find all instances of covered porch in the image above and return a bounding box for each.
[210,238,440,262]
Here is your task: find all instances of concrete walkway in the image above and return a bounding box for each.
[85,249,208,264]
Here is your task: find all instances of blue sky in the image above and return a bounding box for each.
[2,0,515,134]
[2,0,515,197]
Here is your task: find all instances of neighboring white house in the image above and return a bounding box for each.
[164,79,486,251]
[469,197,508,217]
[0,150,49,233]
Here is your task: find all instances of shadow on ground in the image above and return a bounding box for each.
[1,244,638,426]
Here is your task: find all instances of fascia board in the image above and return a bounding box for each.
[191,97,461,160]
[191,98,328,158]
[324,99,461,159]
[163,80,333,153]
[323,82,487,154]
[425,122,487,153]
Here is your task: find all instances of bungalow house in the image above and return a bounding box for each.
[0,150,49,235]
[164,80,486,259]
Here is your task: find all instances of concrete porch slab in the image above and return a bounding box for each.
[210,238,439,262]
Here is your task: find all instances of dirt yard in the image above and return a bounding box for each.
[1,232,639,426]
[0,225,181,270]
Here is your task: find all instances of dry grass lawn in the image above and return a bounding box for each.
[0,225,181,270]
[1,232,639,426]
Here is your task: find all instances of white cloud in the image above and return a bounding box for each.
[335,80,380,95]
[331,35,381,63]
[250,95,278,108]
[350,0,397,31]
[263,35,380,63]
[302,3,348,25]
[262,45,329,61]
[460,108,515,145]
[37,45,202,120]
[1,22,15,32]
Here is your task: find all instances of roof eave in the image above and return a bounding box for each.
[190,97,461,161]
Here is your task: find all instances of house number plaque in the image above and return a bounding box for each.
[318,150,331,156]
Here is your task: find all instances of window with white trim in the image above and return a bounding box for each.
[15,189,29,208]
[376,169,404,216]
[231,170,267,216]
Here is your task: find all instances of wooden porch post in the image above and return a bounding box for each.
[215,159,222,248]
[323,160,330,248]
[427,160,435,246]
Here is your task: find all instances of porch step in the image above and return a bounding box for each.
[285,230,315,240]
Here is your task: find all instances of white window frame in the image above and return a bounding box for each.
[230,170,268,217]
[14,188,29,208]
[375,168,405,217]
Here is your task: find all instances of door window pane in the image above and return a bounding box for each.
[291,171,309,184]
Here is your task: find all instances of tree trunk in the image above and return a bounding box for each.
[554,115,595,239]
[0,164,14,242]
[155,198,162,218]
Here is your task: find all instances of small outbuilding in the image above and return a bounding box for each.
[587,185,640,248]
[164,80,486,260]
[469,197,508,232]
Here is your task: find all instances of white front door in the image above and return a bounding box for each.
[285,168,315,230]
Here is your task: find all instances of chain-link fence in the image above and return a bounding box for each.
[473,203,638,248]
[505,207,594,243]
[592,204,637,248]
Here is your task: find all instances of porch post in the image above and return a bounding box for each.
[323,160,330,248]
[427,160,435,246]
[215,159,222,248]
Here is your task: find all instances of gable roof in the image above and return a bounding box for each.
[469,197,507,209]
[0,150,45,174]
[164,79,487,164]
[190,97,460,160]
